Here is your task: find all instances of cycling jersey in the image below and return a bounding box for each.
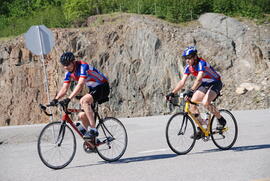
[63,60,108,88]
[184,58,221,83]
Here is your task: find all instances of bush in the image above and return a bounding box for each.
[0,5,68,37]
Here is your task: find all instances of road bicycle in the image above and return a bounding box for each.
[166,94,238,155]
[37,98,128,169]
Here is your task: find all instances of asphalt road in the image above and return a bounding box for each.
[0,109,270,181]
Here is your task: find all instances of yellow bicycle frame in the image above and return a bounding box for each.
[184,101,212,137]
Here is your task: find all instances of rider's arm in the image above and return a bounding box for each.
[190,71,204,91]
[68,77,85,99]
[55,83,70,100]
[172,74,189,94]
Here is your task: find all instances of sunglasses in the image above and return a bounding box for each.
[62,62,73,66]
[183,55,194,60]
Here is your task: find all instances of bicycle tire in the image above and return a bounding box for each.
[37,121,76,169]
[166,112,196,155]
[96,117,128,162]
[210,109,238,150]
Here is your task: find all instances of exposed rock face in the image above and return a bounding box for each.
[0,13,269,126]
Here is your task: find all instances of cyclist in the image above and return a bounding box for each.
[166,46,226,139]
[50,52,110,140]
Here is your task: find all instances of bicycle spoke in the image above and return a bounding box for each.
[96,117,127,162]
[210,110,238,150]
[166,113,196,155]
[38,121,76,169]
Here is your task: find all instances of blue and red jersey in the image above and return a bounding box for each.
[63,60,108,88]
[184,58,221,83]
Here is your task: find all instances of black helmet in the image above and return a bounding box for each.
[60,52,75,66]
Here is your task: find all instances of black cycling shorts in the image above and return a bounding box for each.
[89,82,110,102]
[197,80,223,95]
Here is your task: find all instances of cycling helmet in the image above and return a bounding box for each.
[182,46,197,58]
[60,52,75,66]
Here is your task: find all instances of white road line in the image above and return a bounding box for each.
[138,148,170,154]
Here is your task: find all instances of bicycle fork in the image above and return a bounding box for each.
[55,123,66,146]
[177,114,188,136]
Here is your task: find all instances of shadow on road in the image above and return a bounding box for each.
[111,153,177,164]
[231,144,270,151]
[66,144,270,169]
[65,154,177,169]
[64,162,105,170]
[199,144,270,154]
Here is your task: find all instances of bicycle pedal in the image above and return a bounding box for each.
[84,147,97,153]
[83,142,96,153]
[202,136,210,142]
[96,139,101,144]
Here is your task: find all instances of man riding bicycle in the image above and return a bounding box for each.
[50,52,110,140]
[167,46,226,139]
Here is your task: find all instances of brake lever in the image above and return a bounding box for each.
[39,104,53,116]
[39,104,46,111]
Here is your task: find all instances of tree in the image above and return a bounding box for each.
[64,0,107,21]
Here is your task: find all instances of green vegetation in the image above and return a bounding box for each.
[0,0,68,37]
[1,0,269,38]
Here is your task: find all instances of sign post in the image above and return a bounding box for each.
[24,25,55,121]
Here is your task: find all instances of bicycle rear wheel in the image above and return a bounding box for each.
[166,112,196,155]
[37,121,76,169]
[96,117,128,162]
[210,109,238,150]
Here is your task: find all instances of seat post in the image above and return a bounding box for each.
[93,102,99,122]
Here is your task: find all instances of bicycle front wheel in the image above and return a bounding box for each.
[166,112,196,155]
[210,109,238,150]
[37,121,76,169]
[96,117,128,162]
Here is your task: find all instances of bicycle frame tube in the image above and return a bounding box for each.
[62,114,83,137]
[61,112,96,148]
[185,101,211,136]
[92,103,100,123]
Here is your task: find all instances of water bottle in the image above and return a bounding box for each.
[202,112,210,128]
[75,122,86,135]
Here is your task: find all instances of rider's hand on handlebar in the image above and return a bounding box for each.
[59,98,71,107]
[183,89,194,98]
[49,99,58,106]
[166,92,175,101]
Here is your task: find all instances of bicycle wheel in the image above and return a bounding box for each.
[96,117,128,162]
[166,112,196,155]
[210,109,238,150]
[37,121,76,169]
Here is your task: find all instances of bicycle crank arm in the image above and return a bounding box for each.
[85,141,95,149]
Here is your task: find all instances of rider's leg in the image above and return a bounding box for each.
[80,94,96,129]
[202,89,226,128]
[80,94,99,139]
[78,112,90,129]
[190,90,206,139]
[190,90,205,123]
[201,89,221,118]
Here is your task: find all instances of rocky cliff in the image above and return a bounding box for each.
[0,13,269,126]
